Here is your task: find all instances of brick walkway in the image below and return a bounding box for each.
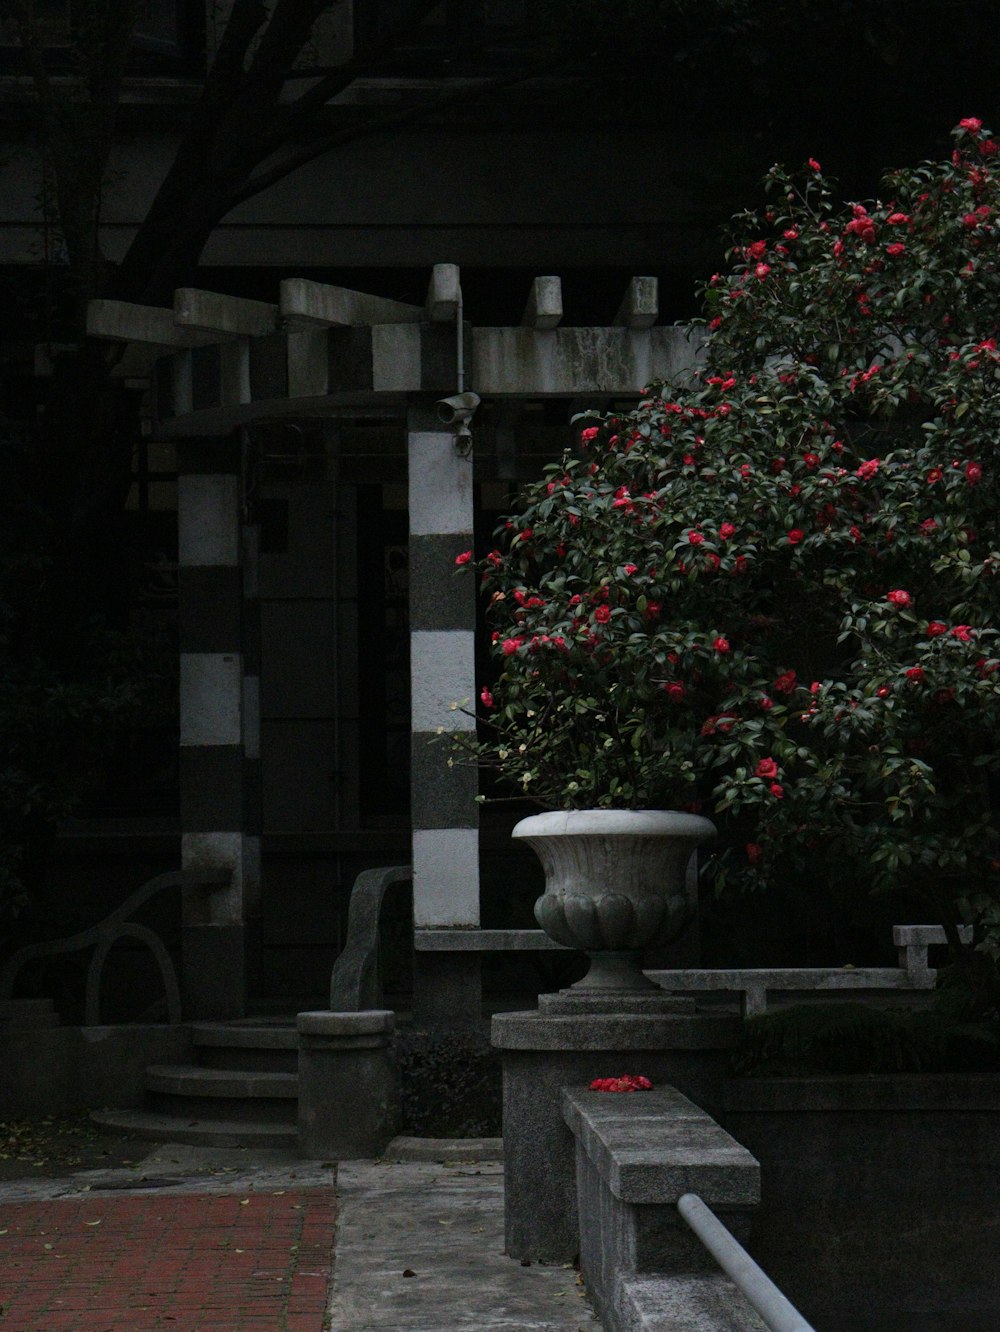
[0,1187,337,1331]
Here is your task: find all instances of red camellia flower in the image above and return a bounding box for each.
[755,262,771,280]
[855,458,880,479]
[594,604,611,624]
[774,670,797,694]
[755,757,779,779]
[580,426,599,442]
[502,637,524,655]
[803,452,820,469]
[927,467,943,484]
[480,686,494,709]
[905,667,925,682]
[951,624,973,641]
[589,1075,653,1093]
[746,842,763,863]
[644,601,662,621]
[887,589,912,607]
[688,530,704,545]
[720,521,736,540]
[927,621,948,637]
[966,461,982,484]
[959,117,984,132]
[623,563,638,575]
[787,529,805,545]
[808,157,821,172]
[713,636,731,653]
[664,681,686,702]
[769,782,785,799]
[454,550,472,566]
[886,243,906,257]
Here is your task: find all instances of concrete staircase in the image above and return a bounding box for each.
[0,997,59,1031]
[92,1018,300,1148]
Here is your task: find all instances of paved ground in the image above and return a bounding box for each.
[0,1138,602,1332]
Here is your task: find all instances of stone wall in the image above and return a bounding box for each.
[721,1075,1000,1332]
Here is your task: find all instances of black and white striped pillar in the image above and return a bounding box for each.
[176,435,259,1019]
[407,403,481,1027]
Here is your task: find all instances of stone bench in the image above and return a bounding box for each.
[646,924,974,1017]
[561,1085,768,1331]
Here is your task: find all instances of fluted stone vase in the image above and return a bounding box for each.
[513,809,716,1011]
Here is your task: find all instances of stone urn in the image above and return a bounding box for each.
[513,809,716,1011]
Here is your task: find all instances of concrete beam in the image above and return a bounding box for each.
[280,277,423,327]
[174,288,278,338]
[615,276,659,329]
[87,299,219,348]
[522,276,563,329]
[473,325,703,396]
[426,262,460,322]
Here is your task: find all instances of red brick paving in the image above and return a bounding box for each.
[0,1188,337,1331]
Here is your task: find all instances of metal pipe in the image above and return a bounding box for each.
[677,1193,816,1332]
[456,278,464,392]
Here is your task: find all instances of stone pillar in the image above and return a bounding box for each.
[492,1008,742,1262]
[297,1010,400,1158]
[177,434,259,1019]
[407,402,481,1028]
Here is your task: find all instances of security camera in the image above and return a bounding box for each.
[436,391,481,426]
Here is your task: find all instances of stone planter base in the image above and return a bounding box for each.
[492,1007,741,1262]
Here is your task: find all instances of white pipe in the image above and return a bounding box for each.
[677,1193,816,1332]
[456,279,464,393]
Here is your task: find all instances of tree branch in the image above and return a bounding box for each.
[226,54,571,213]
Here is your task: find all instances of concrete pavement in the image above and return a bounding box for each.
[0,1138,602,1331]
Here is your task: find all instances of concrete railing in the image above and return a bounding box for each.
[562,1084,779,1331]
[0,868,231,1024]
[646,924,972,1017]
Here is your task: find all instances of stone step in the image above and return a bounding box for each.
[144,1064,299,1124]
[90,1107,298,1149]
[191,1022,298,1072]
[192,1021,298,1048]
[0,998,60,1031]
[145,1064,298,1098]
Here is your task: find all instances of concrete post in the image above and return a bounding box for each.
[176,434,259,1019]
[407,401,481,1029]
[297,1010,400,1158]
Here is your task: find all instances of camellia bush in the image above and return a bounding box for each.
[465,119,1000,993]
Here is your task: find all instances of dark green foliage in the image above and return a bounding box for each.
[396,1027,502,1138]
[733,1002,999,1076]
[0,417,170,932]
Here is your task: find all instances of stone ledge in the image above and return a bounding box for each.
[562,1086,760,1208]
[620,1274,768,1331]
[297,1009,395,1038]
[492,1010,741,1051]
[723,1072,1000,1114]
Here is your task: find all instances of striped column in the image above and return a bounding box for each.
[176,434,257,1019]
[407,403,481,1027]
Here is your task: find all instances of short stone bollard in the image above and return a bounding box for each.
[297,1010,400,1158]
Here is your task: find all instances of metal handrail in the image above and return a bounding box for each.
[677,1192,816,1332]
[0,868,230,1024]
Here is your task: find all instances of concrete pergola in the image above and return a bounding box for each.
[88,265,702,1022]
